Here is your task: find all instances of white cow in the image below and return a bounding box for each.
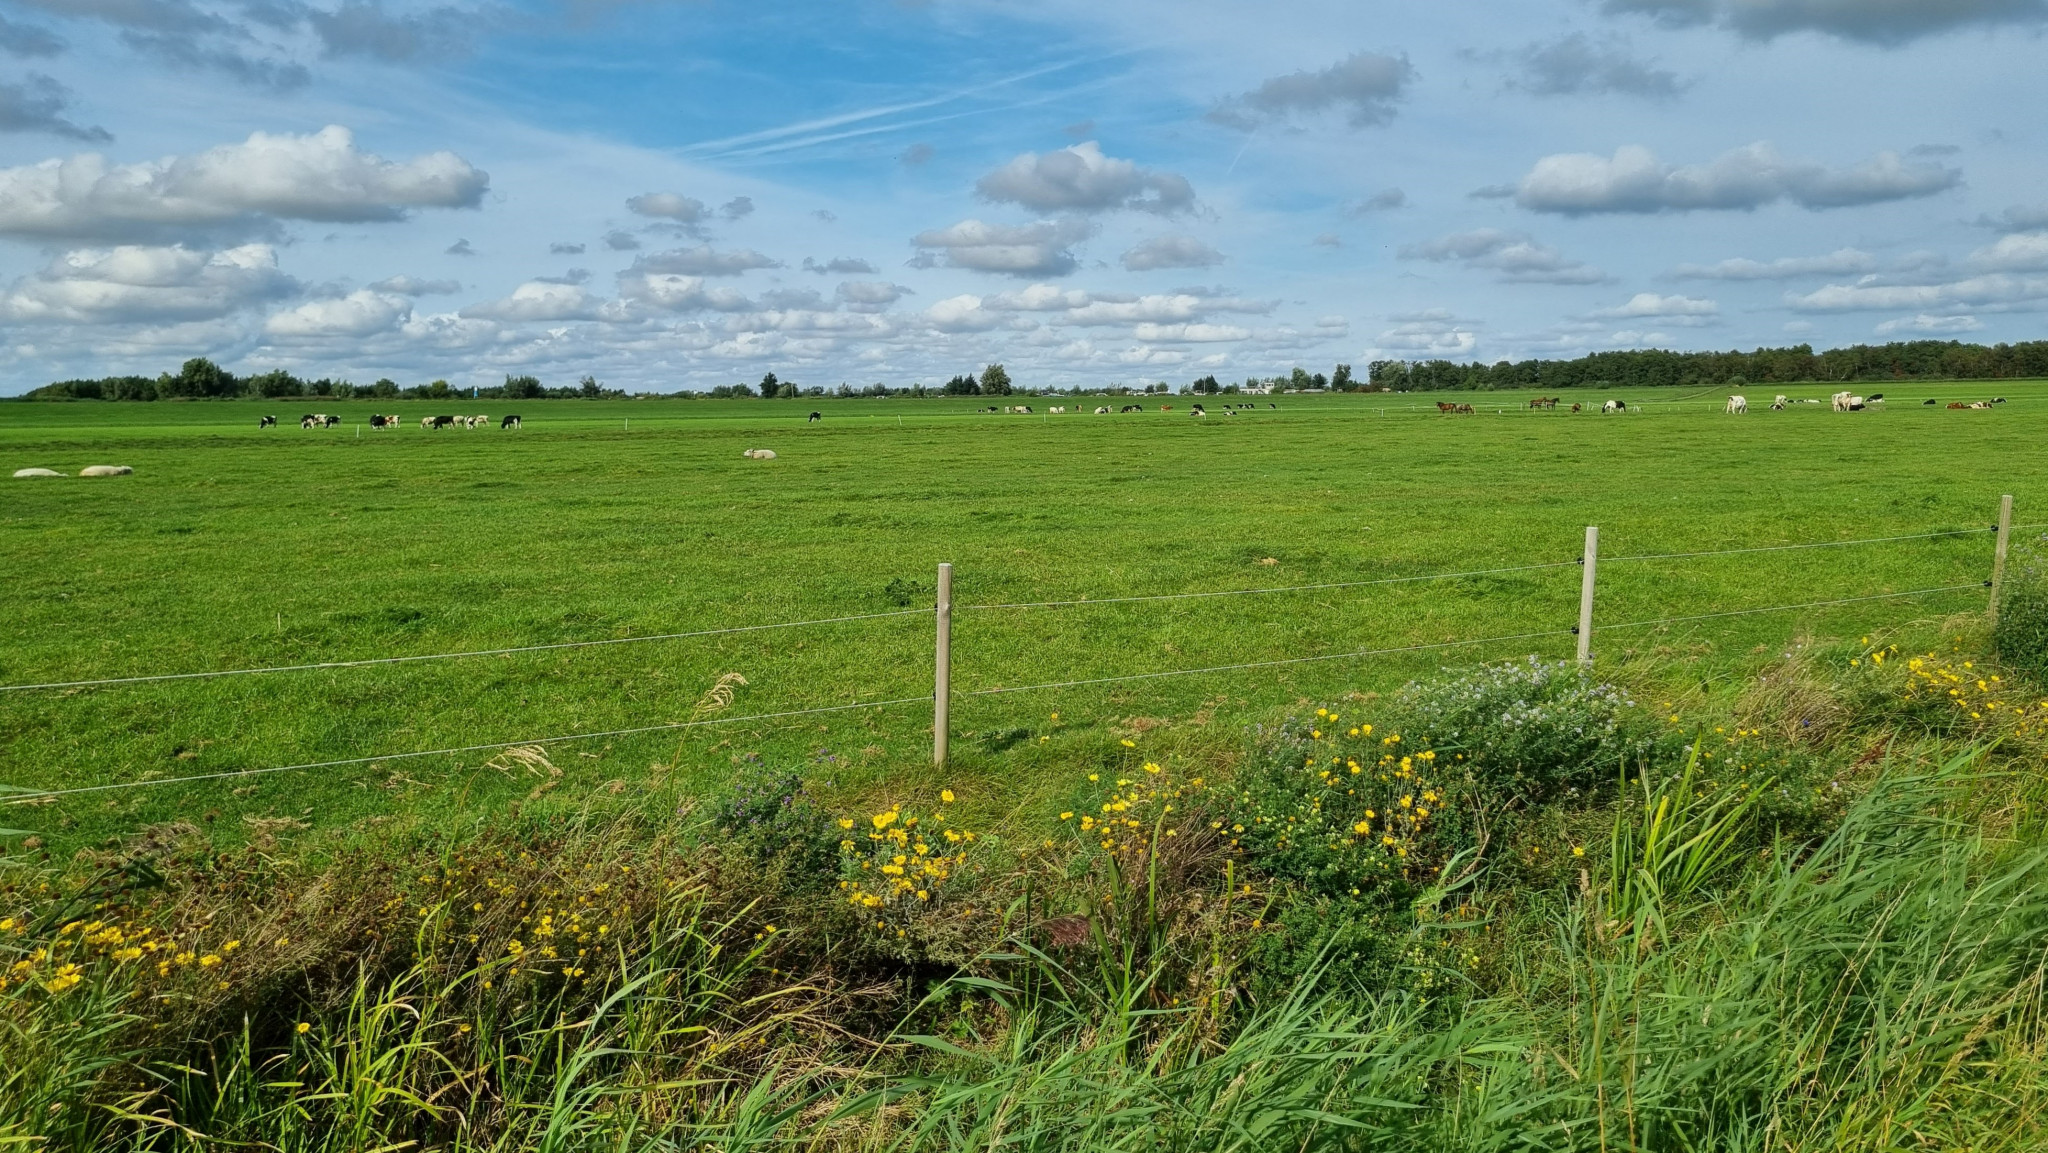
[1602,399,1626,414]
[1771,394,1788,410]
[1094,406,1109,414]
[1726,395,1747,414]
[1831,391,1856,412]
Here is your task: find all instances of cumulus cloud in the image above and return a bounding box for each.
[603,229,641,251]
[803,256,876,275]
[0,15,65,57]
[305,2,478,63]
[1985,201,2048,232]
[1671,247,1877,279]
[625,192,706,222]
[975,142,1194,215]
[1514,143,1960,215]
[368,275,461,295]
[836,280,911,311]
[1785,274,2048,312]
[924,294,1010,333]
[614,272,753,314]
[981,285,1272,327]
[0,74,108,141]
[1209,51,1415,129]
[264,288,410,339]
[632,245,781,276]
[1969,231,2048,272]
[549,242,585,255]
[444,238,474,256]
[1121,234,1225,271]
[1600,0,2048,45]
[900,142,934,167]
[1505,33,1685,99]
[1398,229,1607,284]
[1373,309,1479,355]
[0,243,294,324]
[910,218,1094,277]
[1875,313,1984,335]
[1591,292,1719,321]
[719,195,754,220]
[1130,322,1249,342]
[460,280,604,322]
[0,125,486,242]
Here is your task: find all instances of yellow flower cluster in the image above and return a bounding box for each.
[1898,651,2048,736]
[0,913,258,1000]
[1060,761,1206,867]
[838,791,977,935]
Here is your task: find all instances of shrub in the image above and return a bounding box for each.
[707,763,839,882]
[1994,547,2048,682]
[1398,657,1648,802]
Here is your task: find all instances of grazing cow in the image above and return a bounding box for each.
[501,414,522,428]
[1994,397,2008,404]
[1017,405,1032,414]
[1603,400,1626,414]
[472,414,489,427]
[1831,391,1855,412]
[1772,394,1789,410]
[1161,405,1171,411]
[1268,403,1276,409]
[1867,393,1884,404]
[258,415,277,428]
[1122,404,1143,413]
[300,414,317,428]
[807,411,821,422]
[1726,395,1747,414]
[369,414,389,428]
[1226,408,1237,415]
[428,415,455,429]
[1095,406,1110,414]
[1924,398,1938,405]
[1190,404,1207,416]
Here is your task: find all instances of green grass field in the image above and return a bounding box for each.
[2,383,2040,855]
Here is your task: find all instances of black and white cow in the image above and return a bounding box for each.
[258,415,277,428]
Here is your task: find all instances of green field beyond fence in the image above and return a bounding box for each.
[2,383,2042,854]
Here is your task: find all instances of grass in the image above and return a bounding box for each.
[0,383,2040,860]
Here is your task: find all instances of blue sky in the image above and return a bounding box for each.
[0,0,2044,393]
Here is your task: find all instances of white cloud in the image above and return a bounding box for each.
[1786,274,2048,312]
[1347,189,1405,214]
[1398,229,1606,284]
[1968,232,2048,272]
[460,280,604,322]
[625,192,705,222]
[976,142,1194,215]
[0,126,487,241]
[369,275,461,296]
[0,243,293,324]
[0,74,110,141]
[910,218,1094,277]
[836,280,911,311]
[1131,322,1250,342]
[1374,310,1479,355]
[615,272,754,314]
[1671,248,1877,279]
[1591,292,1719,319]
[1209,52,1415,129]
[1875,313,1985,335]
[1601,0,2048,45]
[1515,143,1959,215]
[631,245,781,276]
[924,294,1011,333]
[264,289,410,339]
[804,256,875,275]
[1121,234,1225,271]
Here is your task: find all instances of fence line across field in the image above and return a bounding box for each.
[0,607,927,695]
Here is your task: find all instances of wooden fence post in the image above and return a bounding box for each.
[934,563,952,767]
[1577,526,1599,666]
[1990,495,2014,627]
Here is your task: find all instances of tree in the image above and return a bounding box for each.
[503,374,544,400]
[580,374,603,398]
[1289,366,1313,391]
[759,372,780,397]
[1331,364,1353,391]
[1191,374,1221,394]
[979,364,1012,396]
[370,379,399,398]
[942,373,979,395]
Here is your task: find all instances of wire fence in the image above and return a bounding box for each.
[0,505,2021,806]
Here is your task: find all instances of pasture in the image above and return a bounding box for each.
[1,383,2040,856]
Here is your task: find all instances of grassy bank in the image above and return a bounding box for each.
[5,611,2047,1148]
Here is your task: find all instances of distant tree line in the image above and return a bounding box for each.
[1368,340,2048,393]
[21,359,629,402]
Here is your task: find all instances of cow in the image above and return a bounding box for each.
[501,414,522,429]
[1161,405,1172,411]
[807,411,821,422]
[427,415,455,429]
[1268,403,1277,409]
[471,414,490,427]
[1831,391,1855,412]
[1095,406,1109,414]
[1924,399,1938,405]
[1190,404,1207,416]
[258,415,277,428]
[1603,400,1626,414]
[1772,395,1789,410]
[1947,402,1969,409]
[1121,404,1143,413]
[1726,395,1747,415]
[1971,401,1994,410]
[1016,405,1032,414]
[300,415,316,428]
[1994,397,2008,404]
[369,414,390,429]
[1866,394,1884,404]
[1454,403,1475,415]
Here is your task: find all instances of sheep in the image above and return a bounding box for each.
[12,468,64,478]
[79,465,132,477]
[742,448,778,459]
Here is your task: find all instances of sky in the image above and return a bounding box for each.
[0,0,2044,394]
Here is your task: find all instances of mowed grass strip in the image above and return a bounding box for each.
[0,384,2037,852]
